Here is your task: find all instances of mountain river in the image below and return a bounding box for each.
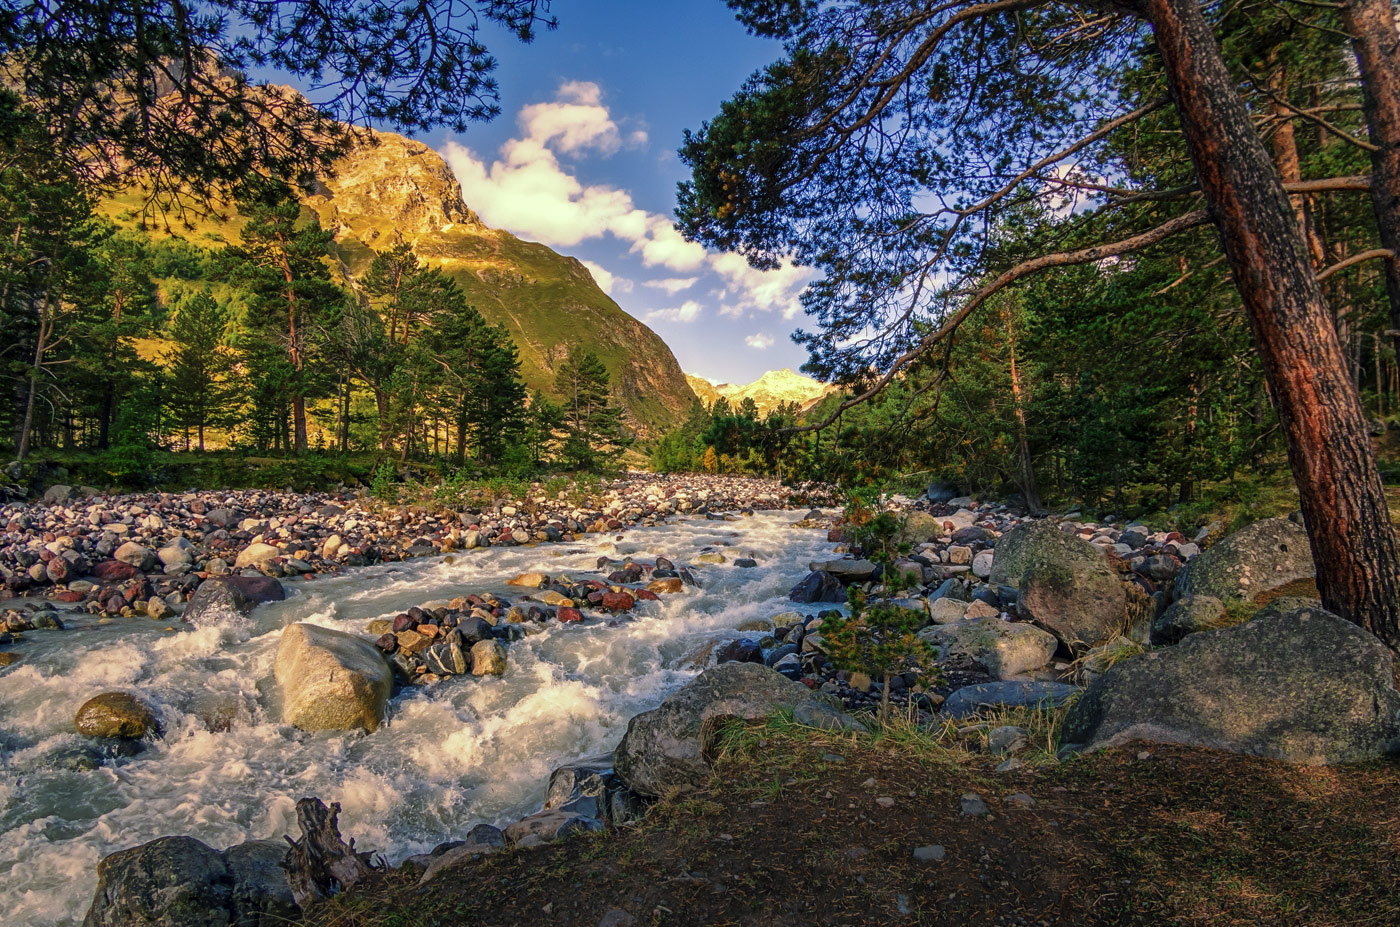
[0,510,837,926]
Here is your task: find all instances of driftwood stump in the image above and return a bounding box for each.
[281,797,380,908]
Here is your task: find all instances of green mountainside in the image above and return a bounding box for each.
[309,129,697,431]
[105,127,698,432]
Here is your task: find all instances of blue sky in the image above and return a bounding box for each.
[414,0,814,385]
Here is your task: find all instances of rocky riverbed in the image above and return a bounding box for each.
[5,472,1384,927]
[0,503,848,927]
[0,473,836,651]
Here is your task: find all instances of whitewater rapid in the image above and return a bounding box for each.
[0,510,837,927]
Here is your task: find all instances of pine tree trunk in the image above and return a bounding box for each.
[373,388,391,451]
[1145,0,1400,649]
[17,291,54,461]
[1343,0,1400,361]
[1007,324,1044,514]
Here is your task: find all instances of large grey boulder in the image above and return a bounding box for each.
[919,618,1057,679]
[1174,516,1314,603]
[274,623,392,733]
[614,662,850,797]
[990,521,1127,653]
[1063,607,1400,764]
[83,836,297,927]
[182,577,285,627]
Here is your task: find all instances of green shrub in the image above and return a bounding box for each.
[98,444,156,488]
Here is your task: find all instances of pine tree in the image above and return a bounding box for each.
[222,180,341,455]
[164,291,231,451]
[553,344,631,471]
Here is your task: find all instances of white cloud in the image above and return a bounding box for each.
[644,276,699,296]
[442,81,818,316]
[712,252,811,320]
[745,332,775,349]
[646,300,703,324]
[580,260,632,295]
[517,80,637,156]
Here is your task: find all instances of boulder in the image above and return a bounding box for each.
[1150,594,1230,645]
[504,809,603,844]
[928,597,970,624]
[157,539,195,568]
[1063,607,1400,764]
[919,618,1057,679]
[788,570,846,604]
[274,623,392,732]
[43,484,73,505]
[614,662,848,797]
[91,560,141,584]
[1174,516,1315,603]
[544,754,643,826]
[75,692,159,739]
[182,576,284,626]
[416,840,501,885]
[470,639,507,676]
[809,559,878,581]
[941,681,1082,719]
[971,550,994,579]
[990,521,1127,653]
[114,542,158,573]
[899,510,944,545]
[233,543,281,571]
[82,836,297,927]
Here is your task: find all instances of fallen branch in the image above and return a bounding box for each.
[281,797,381,909]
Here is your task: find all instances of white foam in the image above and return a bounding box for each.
[0,511,836,925]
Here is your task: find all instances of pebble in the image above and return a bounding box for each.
[913,844,946,862]
[960,793,989,816]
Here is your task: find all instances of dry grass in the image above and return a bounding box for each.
[304,710,1400,927]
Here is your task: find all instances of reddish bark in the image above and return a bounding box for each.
[1143,0,1400,650]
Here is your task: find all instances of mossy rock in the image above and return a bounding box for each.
[990,521,1127,654]
[1174,517,1314,604]
[1065,606,1400,764]
[75,692,159,739]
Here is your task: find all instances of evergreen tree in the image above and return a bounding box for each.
[222,180,341,454]
[164,292,231,450]
[553,344,631,471]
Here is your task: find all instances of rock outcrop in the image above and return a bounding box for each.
[1063,606,1400,764]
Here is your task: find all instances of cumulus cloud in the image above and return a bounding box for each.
[581,260,631,295]
[745,332,775,349]
[712,252,811,320]
[644,276,699,296]
[646,300,703,324]
[443,81,815,314]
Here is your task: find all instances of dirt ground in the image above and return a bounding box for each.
[304,715,1400,927]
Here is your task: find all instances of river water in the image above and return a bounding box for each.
[0,510,836,927]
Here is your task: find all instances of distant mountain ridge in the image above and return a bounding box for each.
[686,368,836,414]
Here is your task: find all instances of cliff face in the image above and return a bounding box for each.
[304,130,697,431]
